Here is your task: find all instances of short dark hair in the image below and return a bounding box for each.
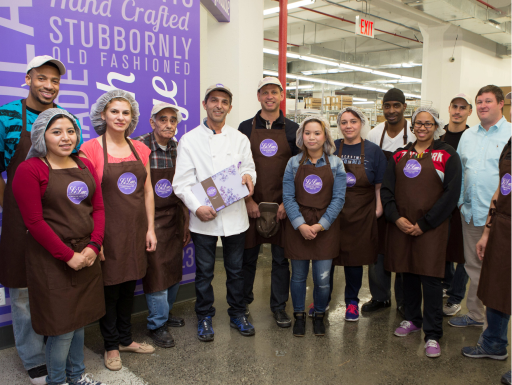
[476,85,504,105]
[204,90,232,105]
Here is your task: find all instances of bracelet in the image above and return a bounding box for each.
[88,241,101,251]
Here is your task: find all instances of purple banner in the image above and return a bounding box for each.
[0,0,200,326]
[200,0,230,22]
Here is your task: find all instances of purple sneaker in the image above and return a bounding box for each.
[425,339,441,358]
[394,320,421,337]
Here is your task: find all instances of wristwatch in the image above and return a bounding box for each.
[317,224,325,231]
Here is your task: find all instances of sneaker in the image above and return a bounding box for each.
[313,312,326,336]
[345,303,359,322]
[197,316,214,342]
[425,340,441,358]
[448,314,484,328]
[394,320,421,337]
[293,312,306,337]
[443,302,461,316]
[308,303,329,317]
[230,315,255,336]
[166,313,185,327]
[148,325,175,348]
[244,303,250,317]
[443,288,449,298]
[361,299,391,312]
[73,373,107,385]
[273,309,292,328]
[28,365,48,385]
[461,344,508,360]
[502,371,511,385]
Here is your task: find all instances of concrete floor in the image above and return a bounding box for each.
[0,244,510,384]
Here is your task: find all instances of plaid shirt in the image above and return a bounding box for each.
[134,132,177,169]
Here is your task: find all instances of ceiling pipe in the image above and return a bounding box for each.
[264,38,300,47]
[475,0,505,15]
[279,0,288,115]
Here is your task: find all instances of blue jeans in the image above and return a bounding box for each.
[46,328,85,385]
[10,288,46,371]
[290,259,332,313]
[479,307,510,353]
[146,282,180,330]
[446,263,469,304]
[191,232,246,319]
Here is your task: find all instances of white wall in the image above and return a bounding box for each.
[200,1,264,128]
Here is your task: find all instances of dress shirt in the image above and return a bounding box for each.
[173,120,256,237]
[282,153,346,230]
[457,116,511,226]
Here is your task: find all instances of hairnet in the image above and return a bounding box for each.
[296,115,336,155]
[411,106,446,140]
[337,106,371,140]
[90,90,140,136]
[26,108,81,160]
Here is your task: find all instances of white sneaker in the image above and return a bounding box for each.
[75,373,107,385]
[443,289,449,298]
[443,302,461,316]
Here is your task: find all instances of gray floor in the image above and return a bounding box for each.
[0,244,510,384]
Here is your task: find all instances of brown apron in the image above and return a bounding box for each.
[377,120,409,255]
[143,153,184,294]
[333,140,378,266]
[384,143,449,278]
[245,118,292,249]
[0,100,32,288]
[285,154,340,260]
[478,145,511,314]
[25,156,105,336]
[440,133,465,263]
[101,135,148,286]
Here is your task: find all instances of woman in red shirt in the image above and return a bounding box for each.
[80,90,157,370]
[13,109,106,385]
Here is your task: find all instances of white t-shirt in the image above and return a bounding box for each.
[367,121,416,152]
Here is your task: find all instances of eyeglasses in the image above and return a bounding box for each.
[413,121,434,129]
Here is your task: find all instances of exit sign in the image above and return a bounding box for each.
[355,16,374,38]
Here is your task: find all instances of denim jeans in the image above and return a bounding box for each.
[328,265,363,305]
[146,282,180,330]
[367,253,404,306]
[10,288,46,371]
[191,232,246,319]
[290,259,332,313]
[446,263,469,304]
[242,244,290,312]
[479,307,510,353]
[45,328,85,385]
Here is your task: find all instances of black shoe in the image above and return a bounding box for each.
[244,303,250,317]
[148,325,175,348]
[28,365,48,385]
[397,305,406,318]
[502,371,511,385]
[313,312,326,336]
[273,309,292,328]
[167,313,185,327]
[361,299,391,312]
[293,312,306,337]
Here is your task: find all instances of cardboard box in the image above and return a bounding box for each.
[376,115,386,123]
[504,105,511,122]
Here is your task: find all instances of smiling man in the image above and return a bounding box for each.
[449,85,511,329]
[0,55,82,385]
[238,77,300,328]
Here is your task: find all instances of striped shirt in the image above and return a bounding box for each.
[134,131,177,169]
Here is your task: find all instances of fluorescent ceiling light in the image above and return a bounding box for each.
[353,101,375,104]
[290,85,314,90]
[264,0,315,15]
[371,71,401,79]
[353,97,367,101]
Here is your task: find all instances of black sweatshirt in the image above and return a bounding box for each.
[381,140,462,232]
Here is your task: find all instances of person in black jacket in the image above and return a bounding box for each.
[381,106,462,358]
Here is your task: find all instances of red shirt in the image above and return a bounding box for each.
[12,157,105,262]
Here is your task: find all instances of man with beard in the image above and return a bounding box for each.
[0,55,82,384]
[173,84,257,342]
[238,77,300,328]
[365,88,416,316]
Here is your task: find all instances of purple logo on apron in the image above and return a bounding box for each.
[207,186,217,197]
[404,159,422,178]
[155,179,173,198]
[260,139,278,157]
[346,172,356,188]
[117,172,137,195]
[303,174,323,194]
[501,173,511,196]
[67,181,89,204]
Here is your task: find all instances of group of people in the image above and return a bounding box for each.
[0,55,509,385]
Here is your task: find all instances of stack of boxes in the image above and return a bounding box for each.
[304,97,322,109]
[321,96,353,110]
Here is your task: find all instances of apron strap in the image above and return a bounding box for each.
[71,155,87,170]
[102,135,142,165]
[403,119,408,145]
[379,123,387,149]
[42,157,52,170]
[126,138,142,162]
[338,139,365,162]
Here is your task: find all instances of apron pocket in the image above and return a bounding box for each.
[45,262,72,290]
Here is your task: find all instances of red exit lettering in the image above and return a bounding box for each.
[355,16,374,38]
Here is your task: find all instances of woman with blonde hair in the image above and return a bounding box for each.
[282,115,346,337]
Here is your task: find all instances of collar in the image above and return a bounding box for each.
[149,131,176,152]
[255,109,285,128]
[478,116,507,133]
[443,124,469,134]
[202,118,225,135]
[303,153,327,166]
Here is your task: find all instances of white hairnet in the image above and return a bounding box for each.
[26,108,81,160]
[412,106,446,140]
[296,115,336,155]
[337,106,371,140]
[90,90,140,136]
